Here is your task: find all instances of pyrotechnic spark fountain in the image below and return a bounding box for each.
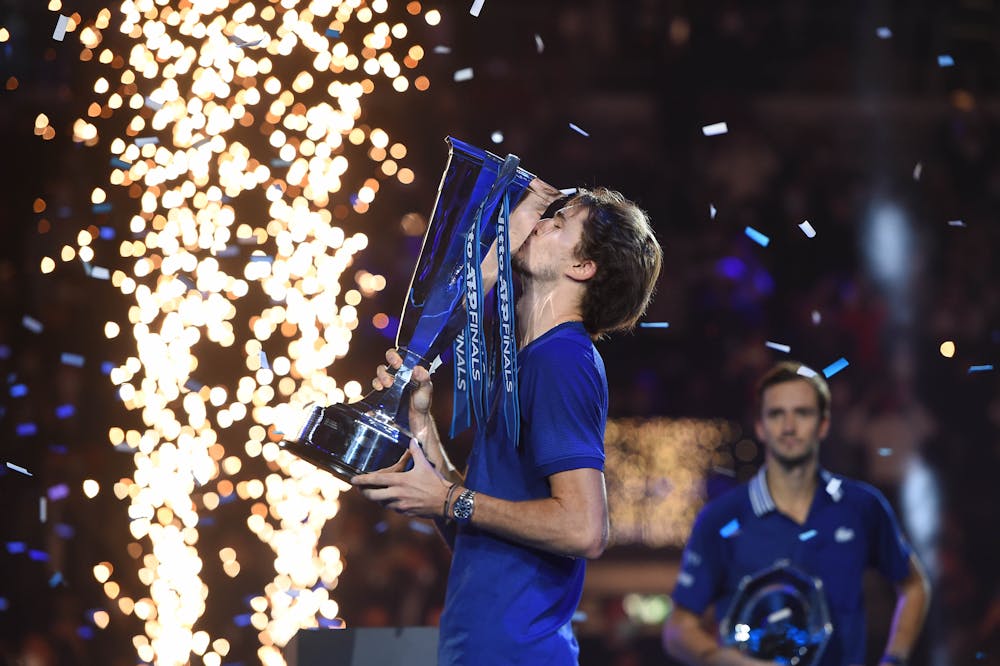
[37,0,439,663]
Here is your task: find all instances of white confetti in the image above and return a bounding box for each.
[876,26,892,39]
[453,67,474,82]
[796,365,818,378]
[568,122,590,137]
[798,220,817,238]
[710,203,717,219]
[702,122,728,137]
[433,45,452,54]
[6,462,32,476]
[135,136,159,146]
[40,497,47,523]
[534,34,544,53]
[947,220,966,227]
[912,162,923,180]
[765,341,791,353]
[52,15,70,41]
[469,0,486,17]
[559,188,578,196]
[90,266,111,280]
[811,310,822,325]
[490,131,503,144]
[144,97,163,111]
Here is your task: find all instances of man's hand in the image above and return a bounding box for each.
[351,438,450,519]
[509,177,564,251]
[373,348,434,440]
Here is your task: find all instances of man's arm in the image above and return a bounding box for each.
[353,440,609,559]
[878,553,931,665]
[663,607,775,666]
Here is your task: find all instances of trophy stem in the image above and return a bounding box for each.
[363,347,426,421]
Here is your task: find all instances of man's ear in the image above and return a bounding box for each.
[568,259,596,281]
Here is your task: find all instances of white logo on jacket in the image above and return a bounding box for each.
[834,527,855,543]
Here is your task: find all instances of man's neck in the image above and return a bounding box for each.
[764,455,819,524]
[516,280,585,348]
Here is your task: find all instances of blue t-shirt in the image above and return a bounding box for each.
[439,322,608,665]
[672,466,913,665]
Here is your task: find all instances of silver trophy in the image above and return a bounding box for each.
[281,137,535,482]
[720,560,833,665]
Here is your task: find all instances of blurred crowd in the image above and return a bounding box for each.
[2,1,998,665]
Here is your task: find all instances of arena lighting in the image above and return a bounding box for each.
[41,0,438,663]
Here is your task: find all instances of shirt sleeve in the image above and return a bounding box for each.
[672,509,724,614]
[864,484,913,583]
[519,337,606,477]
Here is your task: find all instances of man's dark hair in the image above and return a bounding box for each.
[573,188,662,338]
[755,361,831,417]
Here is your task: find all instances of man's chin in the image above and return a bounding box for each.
[773,451,814,470]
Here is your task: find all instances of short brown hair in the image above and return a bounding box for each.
[755,361,831,416]
[573,188,663,338]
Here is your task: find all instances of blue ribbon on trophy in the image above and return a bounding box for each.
[452,154,522,447]
[281,137,534,481]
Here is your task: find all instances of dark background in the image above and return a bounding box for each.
[1,1,998,664]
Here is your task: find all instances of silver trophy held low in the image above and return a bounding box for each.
[281,137,535,482]
[720,561,833,666]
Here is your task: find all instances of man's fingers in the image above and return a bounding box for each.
[384,348,403,368]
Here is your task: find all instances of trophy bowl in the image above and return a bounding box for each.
[720,560,833,666]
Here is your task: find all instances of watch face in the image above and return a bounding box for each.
[453,492,474,520]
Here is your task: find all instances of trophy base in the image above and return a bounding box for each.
[281,402,414,485]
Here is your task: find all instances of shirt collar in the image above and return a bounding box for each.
[748,465,842,517]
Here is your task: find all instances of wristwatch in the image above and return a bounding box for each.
[452,489,476,525]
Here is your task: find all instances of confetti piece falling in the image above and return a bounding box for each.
[796,365,818,378]
[433,45,451,54]
[798,529,817,542]
[259,351,270,370]
[490,131,503,144]
[469,0,486,17]
[325,28,340,38]
[134,136,159,146]
[10,384,27,398]
[47,484,69,501]
[798,220,817,238]
[744,226,770,247]
[702,122,729,136]
[6,462,32,476]
[825,477,843,500]
[876,26,892,39]
[709,203,717,219]
[15,423,37,437]
[22,316,43,333]
[639,322,670,329]
[559,187,579,196]
[90,266,110,280]
[968,364,994,373]
[39,498,47,523]
[534,34,544,53]
[811,310,822,325]
[822,357,849,378]
[60,352,85,367]
[938,54,955,67]
[913,162,923,180]
[52,15,69,41]
[719,518,740,538]
[878,448,893,457]
[568,122,590,137]
[765,341,791,353]
[453,67,474,82]
[948,220,966,227]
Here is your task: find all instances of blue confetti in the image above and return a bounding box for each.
[29,549,50,562]
[61,352,85,367]
[318,617,345,629]
[48,484,70,501]
[968,364,994,373]
[269,159,292,167]
[22,316,43,333]
[798,529,817,541]
[6,542,26,554]
[937,54,954,67]
[878,447,893,456]
[10,384,28,398]
[77,625,95,640]
[719,519,740,538]
[744,226,770,247]
[233,614,252,627]
[259,351,270,370]
[326,28,340,38]
[408,520,435,535]
[0,597,8,611]
[639,322,670,329]
[48,571,63,587]
[184,378,204,392]
[99,226,115,239]
[92,203,112,214]
[55,404,75,419]
[15,423,37,437]
[54,523,75,539]
[100,361,115,375]
[374,521,389,534]
[876,26,892,39]
[48,444,68,455]
[822,357,849,378]
[568,122,590,137]
[109,157,131,169]
[0,344,10,359]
